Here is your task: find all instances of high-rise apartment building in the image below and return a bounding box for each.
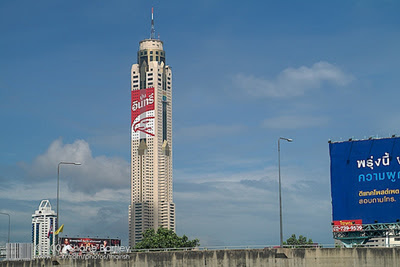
[32,200,57,257]
[129,9,175,247]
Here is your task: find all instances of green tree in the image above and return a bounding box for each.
[283,234,314,247]
[135,227,200,249]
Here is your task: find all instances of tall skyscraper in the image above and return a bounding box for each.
[32,200,57,257]
[129,8,175,247]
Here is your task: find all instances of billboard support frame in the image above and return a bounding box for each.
[333,222,400,247]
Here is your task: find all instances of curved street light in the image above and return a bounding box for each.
[57,161,81,244]
[278,137,293,247]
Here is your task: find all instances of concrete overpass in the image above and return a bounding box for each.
[1,247,399,266]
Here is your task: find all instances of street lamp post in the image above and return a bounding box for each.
[0,212,10,243]
[57,162,81,244]
[278,137,293,248]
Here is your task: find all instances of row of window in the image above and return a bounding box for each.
[131,84,171,91]
[133,68,170,75]
[140,50,164,56]
[132,72,171,80]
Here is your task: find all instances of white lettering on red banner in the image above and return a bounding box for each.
[131,88,155,139]
[332,225,363,232]
[332,219,363,232]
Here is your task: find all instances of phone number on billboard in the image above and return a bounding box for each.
[332,225,363,232]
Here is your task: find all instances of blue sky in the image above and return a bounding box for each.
[1,0,400,246]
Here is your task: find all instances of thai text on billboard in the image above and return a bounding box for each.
[330,137,400,228]
[131,87,155,139]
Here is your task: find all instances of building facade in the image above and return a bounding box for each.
[129,13,175,247]
[32,200,57,257]
[6,243,32,260]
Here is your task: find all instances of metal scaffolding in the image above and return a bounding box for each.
[333,223,400,247]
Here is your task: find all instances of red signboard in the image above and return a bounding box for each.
[131,87,155,138]
[59,237,121,254]
[332,220,363,232]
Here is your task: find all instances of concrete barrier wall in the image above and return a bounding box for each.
[1,248,399,267]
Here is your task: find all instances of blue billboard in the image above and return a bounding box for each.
[330,137,400,225]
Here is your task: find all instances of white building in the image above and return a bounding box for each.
[6,243,32,260]
[364,235,400,247]
[129,9,175,247]
[335,235,400,247]
[32,200,57,257]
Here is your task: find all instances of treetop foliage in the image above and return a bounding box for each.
[135,227,200,249]
[283,234,314,247]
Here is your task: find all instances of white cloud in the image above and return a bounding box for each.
[233,61,354,98]
[0,175,129,204]
[174,165,332,245]
[1,138,131,243]
[24,139,130,194]
[261,115,328,129]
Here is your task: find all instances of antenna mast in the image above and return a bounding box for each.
[150,7,155,39]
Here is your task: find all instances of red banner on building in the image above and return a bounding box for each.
[131,87,155,138]
[131,87,155,125]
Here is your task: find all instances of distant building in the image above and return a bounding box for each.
[0,245,5,260]
[6,243,32,260]
[32,200,57,257]
[335,235,400,247]
[364,236,400,247]
[129,8,175,247]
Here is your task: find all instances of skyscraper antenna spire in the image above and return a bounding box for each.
[150,7,155,39]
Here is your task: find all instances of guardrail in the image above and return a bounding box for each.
[126,243,400,252]
[128,244,338,252]
[3,243,400,260]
